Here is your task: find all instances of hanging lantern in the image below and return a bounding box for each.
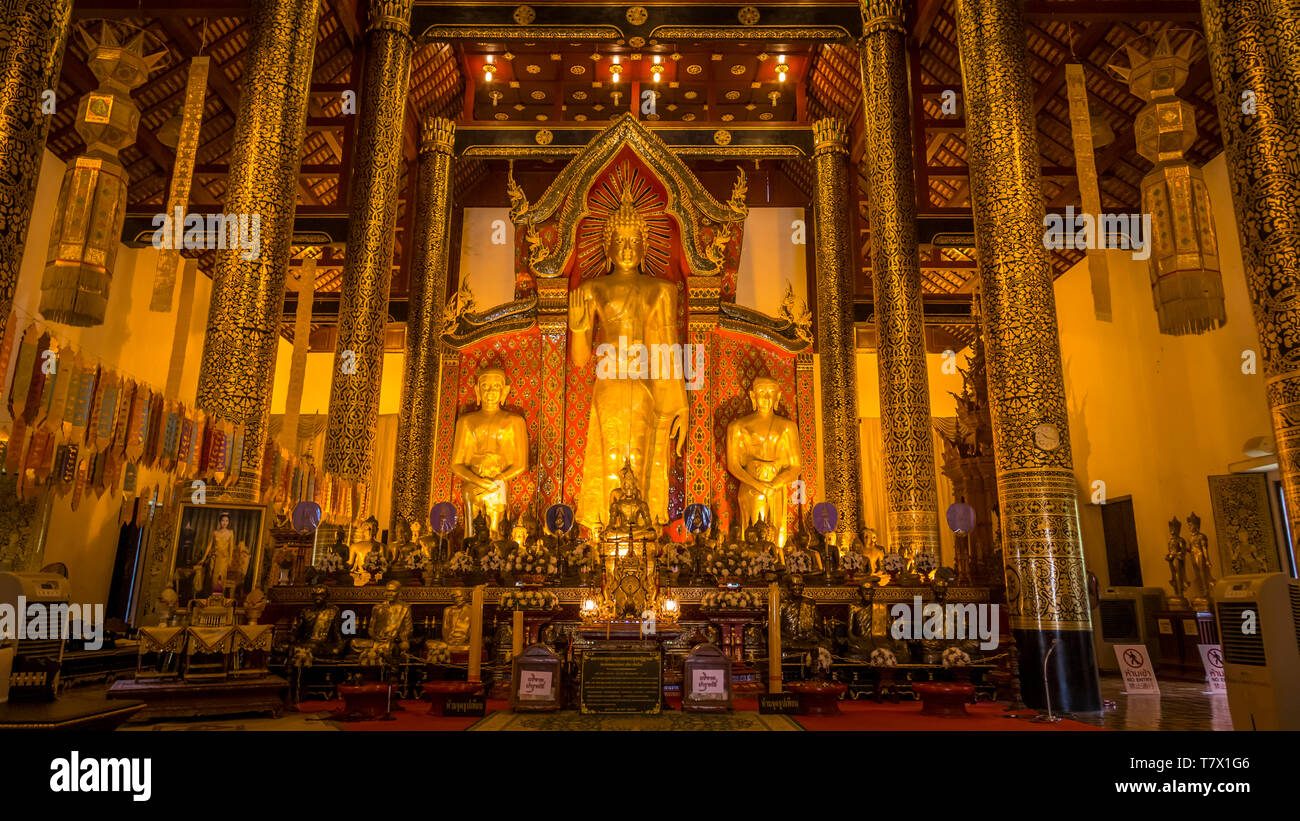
[39,23,166,326]
[1112,33,1225,336]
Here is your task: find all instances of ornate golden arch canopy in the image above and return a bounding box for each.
[509,114,747,282]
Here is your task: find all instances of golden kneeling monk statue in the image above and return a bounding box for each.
[450,368,529,540]
[351,581,414,666]
[726,377,802,557]
[569,182,688,532]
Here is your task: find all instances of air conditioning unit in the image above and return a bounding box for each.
[1214,573,1300,731]
[0,572,70,701]
[1094,586,1165,672]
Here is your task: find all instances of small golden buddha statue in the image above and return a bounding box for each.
[347,516,384,585]
[426,588,474,657]
[287,585,342,666]
[351,581,414,666]
[389,519,420,567]
[450,368,529,540]
[604,459,657,542]
[845,581,883,661]
[410,519,443,566]
[726,377,802,558]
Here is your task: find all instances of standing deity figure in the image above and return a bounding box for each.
[1186,512,1215,608]
[1165,516,1190,607]
[726,377,802,558]
[569,182,688,531]
[450,368,529,540]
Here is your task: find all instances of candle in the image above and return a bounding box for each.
[512,608,525,659]
[767,581,782,693]
[468,584,485,683]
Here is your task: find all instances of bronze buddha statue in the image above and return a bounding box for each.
[351,581,414,667]
[287,586,343,666]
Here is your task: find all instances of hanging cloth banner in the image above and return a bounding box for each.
[281,251,317,452]
[44,347,73,438]
[151,56,210,312]
[66,360,99,444]
[208,419,230,484]
[1065,63,1112,323]
[124,384,151,462]
[226,422,246,486]
[34,338,63,432]
[113,380,135,458]
[7,325,39,428]
[177,409,196,478]
[0,311,19,428]
[142,391,165,467]
[159,400,182,472]
[122,461,138,498]
[93,372,121,451]
[71,455,89,511]
[27,427,55,486]
[20,331,52,427]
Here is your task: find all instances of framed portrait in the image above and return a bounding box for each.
[168,503,267,603]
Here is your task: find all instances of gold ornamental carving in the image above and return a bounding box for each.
[535,128,553,145]
[857,9,941,556]
[0,0,72,337]
[322,0,414,483]
[738,5,760,26]
[513,5,536,25]
[713,128,732,146]
[1202,0,1300,564]
[392,117,456,530]
[626,6,648,25]
[196,0,323,488]
[955,0,1091,634]
[811,116,864,542]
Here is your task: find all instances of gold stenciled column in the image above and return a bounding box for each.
[1201,0,1300,549]
[811,117,864,543]
[858,0,941,559]
[0,0,73,338]
[323,0,415,487]
[390,118,454,531]
[195,0,322,488]
[955,0,1100,712]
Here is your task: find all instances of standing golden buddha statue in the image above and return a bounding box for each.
[450,368,529,539]
[569,183,688,532]
[726,377,802,557]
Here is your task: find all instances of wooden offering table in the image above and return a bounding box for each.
[335,682,396,721]
[422,681,484,716]
[913,681,975,717]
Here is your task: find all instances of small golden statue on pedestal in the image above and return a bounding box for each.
[603,459,657,544]
[726,377,802,558]
[450,368,530,540]
[1165,516,1190,609]
[1186,511,1215,610]
[351,581,414,667]
[347,516,385,586]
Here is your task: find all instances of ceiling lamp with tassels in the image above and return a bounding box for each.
[1112,32,1226,336]
[39,23,166,327]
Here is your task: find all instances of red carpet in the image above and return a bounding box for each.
[784,699,1105,731]
[295,697,1103,731]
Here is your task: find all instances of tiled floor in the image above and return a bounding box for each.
[1066,674,1232,731]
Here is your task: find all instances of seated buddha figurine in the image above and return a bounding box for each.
[351,581,414,667]
[426,588,474,658]
[450,368,529,540]
[726,377,802,558]
[389,519,420,568]
[409,519,442,566]
[604,459,656,542]
[347,516,385,585]
[779,574,830,655]
[287,586,343,666]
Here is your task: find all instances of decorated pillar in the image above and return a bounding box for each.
[857,0,941,559]
[195,0,322,490]
[810,117,864,543]
[955,0,1100,712]
[391,118,454,530]
[1201,0,1300,551]
[0,0,73,338]
[323,0,415,488]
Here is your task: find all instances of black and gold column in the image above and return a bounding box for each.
[195,0,322,488]
[0,0,73,337]
[390,117,454,531]
[955,0,1100,712]
[323,0,415,486]
[1201,0,1300,552]
[811,117,864,543]
[858,0,941,558]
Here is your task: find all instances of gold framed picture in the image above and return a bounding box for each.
[168,502,267,603]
